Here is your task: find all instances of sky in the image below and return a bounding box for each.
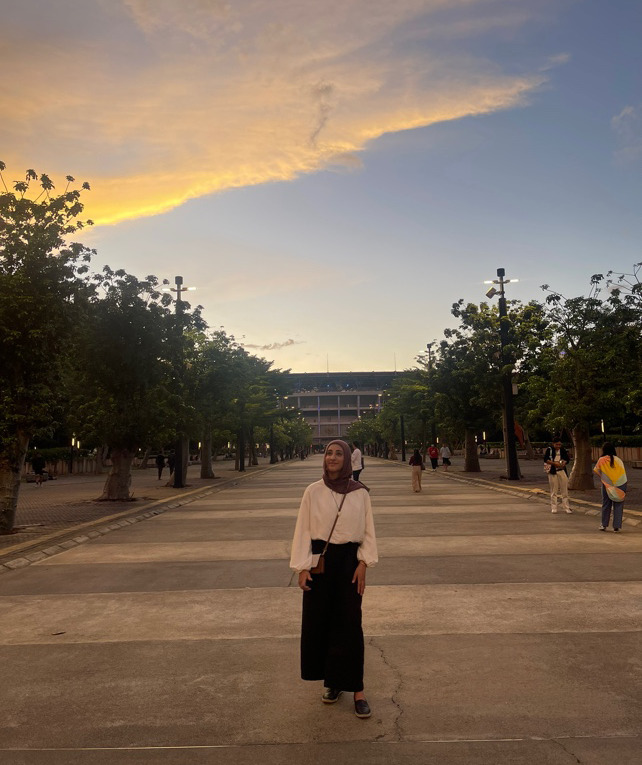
[2,0,641,372]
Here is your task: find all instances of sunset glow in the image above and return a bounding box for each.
[3,1,641,373]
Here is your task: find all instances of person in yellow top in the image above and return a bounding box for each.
[290,439,378,719]
[593,442,628,532]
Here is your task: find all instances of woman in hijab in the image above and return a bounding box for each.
[290,439,378,718]
[593,442,628,532]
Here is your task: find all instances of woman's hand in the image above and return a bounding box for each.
[298,570,312,591]
[352,561,367,596]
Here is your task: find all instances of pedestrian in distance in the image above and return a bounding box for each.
[167,450,176,476]
[594,442,627,532]
[155,452,165,480]
[544,437,572,514]
[351,440,363,482]
[31,452,46,486]
[428,444,439,471]
[440,443,452,471]
[290,439,378,719]
[409,448,424,492]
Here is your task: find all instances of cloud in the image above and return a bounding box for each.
[324,152,365,172]
[612,104,642,163]
[540,53,571,72]
[1,0,550,224]
[244,338,304,351]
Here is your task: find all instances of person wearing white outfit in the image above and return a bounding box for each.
[544,438,572,514]
[290,439,378,718]
[350,441,363,481]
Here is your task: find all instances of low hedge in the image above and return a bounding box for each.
[26,447,91,463]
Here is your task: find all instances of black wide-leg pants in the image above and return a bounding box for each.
[300,542,364,692]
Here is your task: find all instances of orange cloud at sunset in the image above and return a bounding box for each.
[1,0,549,225]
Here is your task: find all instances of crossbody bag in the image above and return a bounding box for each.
[309,493,347,574]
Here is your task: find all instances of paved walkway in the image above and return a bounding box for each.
[0,456,640,763]
[6,452,641,558]
[0,459,266,567]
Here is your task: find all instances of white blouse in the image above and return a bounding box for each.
[289,480,378,573]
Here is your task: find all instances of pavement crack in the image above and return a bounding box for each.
[369,636,404,741]
[551,738,583,763]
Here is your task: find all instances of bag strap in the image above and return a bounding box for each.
[320,493,347,557]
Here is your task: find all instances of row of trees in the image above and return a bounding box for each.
[0,165,311,533]
[348,266,642,491]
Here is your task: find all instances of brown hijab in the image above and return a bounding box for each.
[323,439,366,494]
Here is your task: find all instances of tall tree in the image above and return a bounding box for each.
[599,264,642,419]
[432,299,549,472]
[383,368,435,451]
[525,280,641,489]
[0,165,93,532]
[346,411,382,457]
[191,330,253,478]
[69,268,200,500]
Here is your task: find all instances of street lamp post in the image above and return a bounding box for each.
[485,268,520,480]
[162,275,196,489]
[426,341,438,445]
[426,342,434,370]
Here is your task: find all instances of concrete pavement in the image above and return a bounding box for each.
[0,460,263,570]
[0,456,640,763]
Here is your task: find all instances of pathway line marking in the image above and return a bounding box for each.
[1,467,275,559]
[2,733,638,751]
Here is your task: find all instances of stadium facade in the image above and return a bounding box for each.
[286,371,397,446]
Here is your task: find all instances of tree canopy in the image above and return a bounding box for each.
[0,165,308,530]
[0,164,94,531]
[370,272,641,482]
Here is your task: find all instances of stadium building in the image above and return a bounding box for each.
[286,371,397,447]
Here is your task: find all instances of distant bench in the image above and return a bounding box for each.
[631,461,642,469]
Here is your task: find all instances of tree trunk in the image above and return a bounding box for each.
[523,428,535,460]
[99,448,134,500]
[200,430,215,478]
[179,437,189,483]
[269,424,278,464]
[0,430,30,534]
[95,444,109,474]
[238,429,245,472]
[464,428,481,472]
[568,423,594,490]
[139,446,152,469]
[249,427,258,466]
